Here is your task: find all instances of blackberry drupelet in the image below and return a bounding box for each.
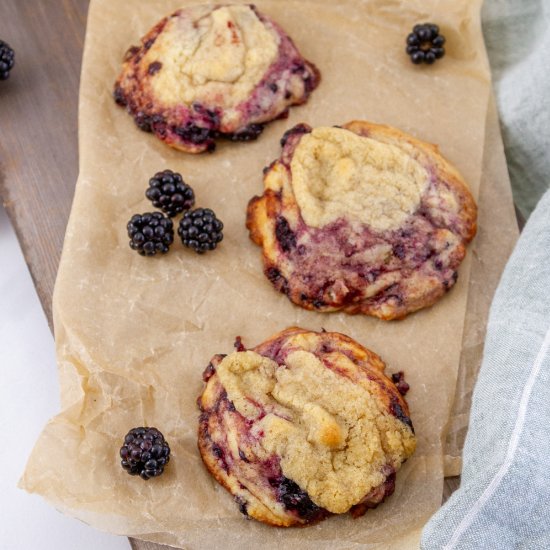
[178,208,224,254]
[0,40,15,80]
[127,212,174,256]
[120,427,171,480]
[406,23,445,65]
[146,169,195,217]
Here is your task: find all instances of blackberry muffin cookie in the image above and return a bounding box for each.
[114,4,320,153]
[197,328,416,527]
[247,122,477,320]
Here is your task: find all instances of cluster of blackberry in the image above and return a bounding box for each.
[127,169,223,256]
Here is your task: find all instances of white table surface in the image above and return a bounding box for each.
[0,205,129,550]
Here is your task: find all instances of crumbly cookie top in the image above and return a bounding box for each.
[290,127,429,232]
[216,349,416,514]
[144,5,279,108]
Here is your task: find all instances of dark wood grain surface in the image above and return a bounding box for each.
[0,1,470,547]
[0,0,87,328]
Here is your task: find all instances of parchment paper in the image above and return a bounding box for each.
[444,95,518,476]
[21,0,503,548]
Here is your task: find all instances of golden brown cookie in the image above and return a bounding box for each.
[197,328,416,527]
[114,4,320,153]
[247,122,477,320]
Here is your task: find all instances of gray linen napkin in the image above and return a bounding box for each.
[422,2,550,547]
[481,0,550,219]
[421,189,550,548]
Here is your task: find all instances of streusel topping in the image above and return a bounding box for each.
[146,5,279,108]
[290,126,429,232]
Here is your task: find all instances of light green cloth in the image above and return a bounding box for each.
[422,190,550,549]
[421,1,550,548]
[481,0,550,219]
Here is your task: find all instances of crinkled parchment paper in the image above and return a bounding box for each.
[20,0,517,548]
[444,95,518,476]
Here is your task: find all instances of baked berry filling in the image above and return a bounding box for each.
[199,383,326,521]
[269,476,327,522]
[261,125,465,313]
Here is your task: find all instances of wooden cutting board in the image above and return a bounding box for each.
[0,1,517,548]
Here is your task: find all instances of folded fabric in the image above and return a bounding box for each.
[421,188,550,548]
[481,0,550,219]
[422,3,550,546]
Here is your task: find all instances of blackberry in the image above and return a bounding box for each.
[0,40,15,80]
[135,112,153,132]
[275,216,297,252]
[406,23,445,65]
[113,86,127,106]
[278,477,320,518]
[269,476,326,521]
[389,398,414,431]
[178,208,224,254]
[174,123,214,145]
[120,427,171,480]
[146,169,195,217]
[224,123,265,142]
[127,212,174,256]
